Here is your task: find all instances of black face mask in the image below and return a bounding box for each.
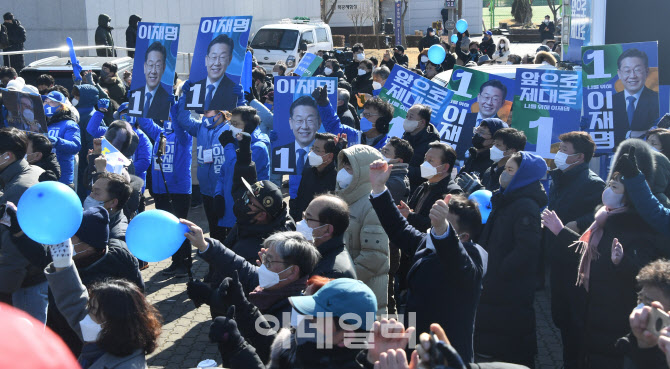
[470,49,478,54]
[472,134,486,149]
[233,200,257,225]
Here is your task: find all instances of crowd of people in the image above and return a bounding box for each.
[2,12,670,369]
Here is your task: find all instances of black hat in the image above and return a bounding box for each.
[241,178,285,218]
[3,13,13,21]
[75,206,110,250]
[394,45,405,52]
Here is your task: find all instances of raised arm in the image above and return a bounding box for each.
[86,110,108,138]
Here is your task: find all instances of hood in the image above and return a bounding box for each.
[128,14,141,27]
[336,145,383,204]
[251,127,270,146]
[611,138,670,194]
[504,151,548,194]
[497,37,510,52]
[98,14,112,28]
[74,84,99,109]
[48,107,77,125]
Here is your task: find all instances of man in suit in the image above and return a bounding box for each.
[190,34,238,113]
[461,79,507,139]
[130,41,172,120]
[611,48,660,144]
[272,95,320,176]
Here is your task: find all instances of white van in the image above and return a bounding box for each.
[250,18,334,73]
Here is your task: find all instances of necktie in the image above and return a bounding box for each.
[205,85,215,110]
[296,148,306,174]
[143,92,153,118]
[626,96,636,127]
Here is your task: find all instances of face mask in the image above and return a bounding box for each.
[470,49,478,53]
[499,170,513,188]
[79,314,103,342]
[296,219,327,241]
[602,187,625,209]
[44,105,56,118]
[23,109,34,121]
[420,56,429,63]
[383,156,394,163]
[359,117,373,132]
[372,81,382,90]
[0,153,11,167]
[356,52,365,61]
[291,307,307,328]
[229,125,243,137]
[357,68,367,76]
[420,161,438,179]
[83,196,105,210]
[324,67,333,76]
[472,134,486,149]
[203,113,220,128]
[500,43,505,48]
[337,168,353,189]
[272,72,279,77]
[71,98,79,107]
[258,264,292,289]
[554,151,577,171]
[308,150,324,167]
[544,19,550,23]
[489,146,506,163]
[403,119,419,132]
[233,199,256,225]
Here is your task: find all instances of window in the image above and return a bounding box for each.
[250,29,299,50]
[316,28,329,43]
[301,31,314,44]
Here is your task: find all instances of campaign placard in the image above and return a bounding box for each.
[127,22,180,121]
[565,0,592,63]
[378,65,453,139]
[435,65,515,158]
[185,16,253,112]
[294,53,324,77]
[510,68,582,158]
[1,89,47,133]
[100,137,130,174]
[582,41,660,153]
[271,76,338,174]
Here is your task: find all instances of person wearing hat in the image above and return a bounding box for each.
[44,91,81,187]
[95,14,116,57]
[480,31,496,59]
[419,27,440,52]
[2,13,26,71]
[539,15,555,43]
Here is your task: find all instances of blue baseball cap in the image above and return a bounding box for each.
[485,31,493,36]
[45,91,66,104]
[289,278,377,330]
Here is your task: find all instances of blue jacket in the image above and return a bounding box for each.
[623,172,670,237]
[214,127,270,227]
[47,109,81,185]
[86,111,152,189]
[137,116,192,194]
[74,84,99,159]
[318,103,389,150]
[175,94,228,197]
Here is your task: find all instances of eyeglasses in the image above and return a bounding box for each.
[479,95,502,105]
[145,63,164,71]
[292,118,317,127]
[473,127,492,139]
[207,54,230,63]
[619,67,646,77]
[261,253,288,268]
[302,212,322,225]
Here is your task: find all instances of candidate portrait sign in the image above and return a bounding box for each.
[127,22,180,121]
[185,16,253,113]
[294,53,323,77]
[271,76,338,175]
[582,41,660,153]
[510,68,582,159]
[378,65,453,139]
[435,65,515,158]
[2,89,47,133]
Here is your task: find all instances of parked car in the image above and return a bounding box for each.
[20,56,133,92]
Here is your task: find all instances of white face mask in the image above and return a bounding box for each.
[307,150,324,167]
[258,264,292,289]
[356,52,365,61]
[272,72,279,77]
[83,195,105,210]
[336,168,353,189]
[71,98,79,106]
[650,146,661,153]
[383,156,393,163]
[229,125,243,137]
[554,151,577,171]
[372,81,382,90]
[23,108,34,121]
[420,161,438,179]
[357,68,367,76]
[79,314,103,342]
[291,307,307,328]
[421,56,429,63]
[544,19,550,23]
[324,67,333,76]
[403,119,419,132]
[489,146,506,163]
[0,153,10,167]
[296,219,326,242]
[602,187,625,209]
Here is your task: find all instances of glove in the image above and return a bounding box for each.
[467,147,477,159]
[614,146,640,179]
[214,195,226,219]
[181,79,192,94]
[244,90,254,104]
[236,132,252,165]
[209,306,244,354]
[456,172,482,194]
[4,204,21,235]
[49,239,74,269]
[213,270,247,308]
[186,279,213,308]
[269,130,278,143]
[218,130,235,147]
[311,86,329,106]
[97,98,110,111]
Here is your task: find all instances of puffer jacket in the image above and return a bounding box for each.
[95,14,116,57]
[336,145,389,314]
[35,152,61,182]
[47,108,81,185]
[125,14,141,58]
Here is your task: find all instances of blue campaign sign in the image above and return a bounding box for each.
[294,53,323,77]
[127,22,180,121]
[566,0,592,63]
[435,66,515,159]
[510,68,582,159]
[379,65,453,139]
[271,76,338,174]
[185,16,253,112]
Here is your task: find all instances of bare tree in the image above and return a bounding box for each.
[399,0,409,46]
[511,0,533,26]
[321,0,338,23]
[547,0,562,23]
[347,0,376,44]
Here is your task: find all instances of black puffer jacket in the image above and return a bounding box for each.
[407,174,463,231]
[289,161,337,222]
[350,72,373,106]
[125,14,141,58]
[95,14,116,57]
[402,123,440,191]
[34,152,61,182]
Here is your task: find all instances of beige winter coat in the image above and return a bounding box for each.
[336,145,389,315]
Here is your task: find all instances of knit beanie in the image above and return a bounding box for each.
[75,206,110,250]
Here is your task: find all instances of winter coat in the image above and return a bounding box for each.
[419,34,441,52]
[35,152,61,182]
[0,159,43,293]
[459,148,492,178]
[337,104,357,130]
[44,263,147,369]
[350,72,374,105]
[344,62,360,83]
[109,210,128,242]
[311,234,357,279]
[99,78,126,105]
[611,139,670,207]
[480,162,503,192]
[402,123,441,191]
[407,175,463,232]
[385,162,410,206]
[492,38,511,63]
[370,189,487,362]
[479,38,496,58]
[215,127,271,228]
[74,84,99,163]
[225,207,295,265]
[623,173,670,238]
[289,161,337,222]
[319,102,389,150]
[47,108,81,185]
[95,14,116,57]
[126,15,141,58]
[475,152,548,364]
[198,238,262,293]
[3,19,25,52]
[336,145,389,314]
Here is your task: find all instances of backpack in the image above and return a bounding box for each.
[0,24,9,49]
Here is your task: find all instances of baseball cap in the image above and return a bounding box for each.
[289,278,378,330]
[241,177,285,219]
[394,45,405,53]
[485,31,492,36]
[46,91,66,104]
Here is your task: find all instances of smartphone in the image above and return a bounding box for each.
[647,307,670,336]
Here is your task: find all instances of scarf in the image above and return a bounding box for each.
[248,276,308,312]
[572,206,628,291]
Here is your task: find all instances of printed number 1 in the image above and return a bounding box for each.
[453,71,473,98]
[187,83,203,108]
[586,50,611,79]
[128,90,142,114]
[529,117,553,158]
[275,147,292,173]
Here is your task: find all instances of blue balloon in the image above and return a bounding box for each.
[456,19,468,34]
[427,44,446,64]
[450,34,458,44]
[126,210,189,262]
[468,190,493,224]
[17,181,83,244]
